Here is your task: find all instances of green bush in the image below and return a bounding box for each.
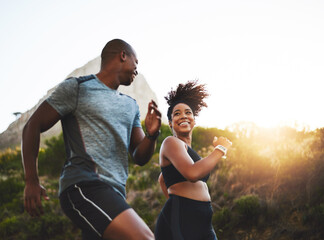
[0,148,22,174]
[0,213,79,240]
[192,126,236,150]
[213,207,232,231]
[38,133,66,177]
[0,177,24,205]
[303,203,324,230]
[0,195,80,240]
[0,215,21,237]
[131,196,155,225]
[127,153,160,191]
[234,194,261,221]
[141,122,172,154]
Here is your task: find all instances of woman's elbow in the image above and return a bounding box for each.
[184,170,200,182]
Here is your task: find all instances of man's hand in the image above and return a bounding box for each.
[24,182,49,217]
[145,100,161,136]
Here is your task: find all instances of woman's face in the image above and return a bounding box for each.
[169,103,195,135]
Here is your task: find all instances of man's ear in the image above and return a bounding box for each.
[120,50,127,62]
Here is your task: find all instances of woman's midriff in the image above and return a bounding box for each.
[167,181,211,202]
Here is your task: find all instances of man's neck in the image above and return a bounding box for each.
[96,71,120,90]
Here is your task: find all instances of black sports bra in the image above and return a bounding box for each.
[161,146,210,188]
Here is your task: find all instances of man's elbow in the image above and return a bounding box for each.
[23,119,38,135]
[133,156,149,166]
[22,120,32,138]
[135,161,146,167]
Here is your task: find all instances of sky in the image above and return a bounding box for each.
[0,0,323,134]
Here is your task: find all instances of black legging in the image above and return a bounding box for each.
[155,194,217,240]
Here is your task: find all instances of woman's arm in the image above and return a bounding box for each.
[161,136,231,182]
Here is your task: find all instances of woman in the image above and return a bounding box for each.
[154,81,232,240]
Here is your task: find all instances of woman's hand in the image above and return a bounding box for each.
[213,136,232,149]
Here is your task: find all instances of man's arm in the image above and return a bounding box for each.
[129,100,161,166]
[22,101,61,217]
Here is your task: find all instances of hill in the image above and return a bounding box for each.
[0,57,164,150]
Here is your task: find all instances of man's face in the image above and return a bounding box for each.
[120,50,138,86]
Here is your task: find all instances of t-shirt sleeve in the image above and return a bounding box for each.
[132,102,142,128]
[46,78,78,117]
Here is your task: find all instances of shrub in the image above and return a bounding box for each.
[0,177,24,205]
[130,196,157,230]
[127,153,160,191]
[0,148,22,174]
[38,133,66,177]
[0,197,80,240]
[234,194,261,221]
[213,207,232,231]
[303,203,324,230]
[141,122,172,154]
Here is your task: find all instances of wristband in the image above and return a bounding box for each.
[146,130,160,140]
[215,145,227,156]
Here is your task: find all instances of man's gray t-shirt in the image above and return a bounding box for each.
[46,74,141,198]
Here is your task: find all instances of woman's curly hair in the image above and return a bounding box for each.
[165,80,209,121]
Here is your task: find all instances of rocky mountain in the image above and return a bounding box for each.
[0,57,161,150]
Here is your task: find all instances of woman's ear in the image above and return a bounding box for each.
[168,120,172,129]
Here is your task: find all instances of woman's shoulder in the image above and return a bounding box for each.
[160,136,188,166]
[163,136,181,145]
[161,136,187,150]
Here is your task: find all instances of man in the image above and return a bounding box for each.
[22,39,161,240]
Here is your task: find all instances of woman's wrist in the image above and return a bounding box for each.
[214,145,227,156]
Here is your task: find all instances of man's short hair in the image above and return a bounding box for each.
[100,39,133,67]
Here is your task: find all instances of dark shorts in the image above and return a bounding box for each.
[155,194,217,240]
[59,180,131,240]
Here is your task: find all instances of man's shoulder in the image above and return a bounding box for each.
[66,74,95,84]
[118,92,138,104]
